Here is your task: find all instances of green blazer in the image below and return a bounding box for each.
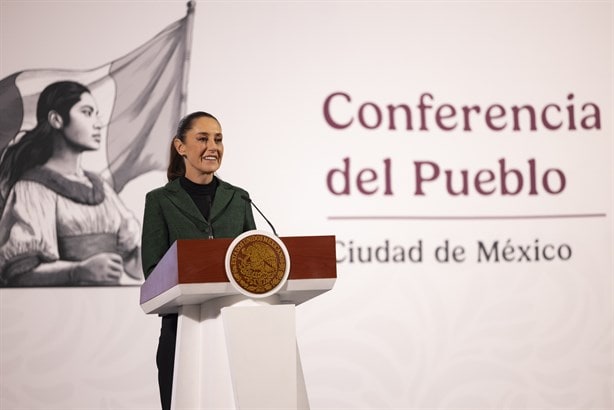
[141,177,256,278]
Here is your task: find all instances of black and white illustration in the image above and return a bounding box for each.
[0,6,193,287]
[0,81,143,286]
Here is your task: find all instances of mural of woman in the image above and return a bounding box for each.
[0,80,142,286]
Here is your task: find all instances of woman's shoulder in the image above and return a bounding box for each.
[146,179,181,196]
[217,178,249,195]
[6,177,58,204]
[20,167,105,205]
[145,177,249,198]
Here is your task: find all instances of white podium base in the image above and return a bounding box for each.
[171,295,309,410]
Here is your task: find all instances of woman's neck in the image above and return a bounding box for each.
[184,170,214,185]
[44,152,83,177]
[45,134,85,176]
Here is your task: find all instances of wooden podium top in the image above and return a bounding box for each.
[140,235,337,314]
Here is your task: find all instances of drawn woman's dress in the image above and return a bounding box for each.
[0,166,141,286]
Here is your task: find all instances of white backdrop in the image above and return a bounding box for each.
[1,1,612,409]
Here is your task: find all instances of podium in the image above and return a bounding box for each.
[140,234,336,410]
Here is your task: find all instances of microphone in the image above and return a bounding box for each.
[241,194,278,237]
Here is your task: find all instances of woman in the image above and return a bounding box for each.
[0,81,141,286]
[141,111,256,410]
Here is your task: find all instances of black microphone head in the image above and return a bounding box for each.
[241,194,278,236]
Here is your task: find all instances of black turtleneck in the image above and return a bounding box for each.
[179,176,218,221]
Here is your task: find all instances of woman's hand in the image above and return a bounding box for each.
[73,252,124,284]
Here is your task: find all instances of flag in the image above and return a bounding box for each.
[0,5,194,192]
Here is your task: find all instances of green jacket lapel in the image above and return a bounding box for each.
[163,178,207,225]
[210,179,235,223]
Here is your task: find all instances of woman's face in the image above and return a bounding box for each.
[175,116,224,183]
[62,92,102,151]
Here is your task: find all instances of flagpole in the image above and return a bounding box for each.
[180,0,196,116]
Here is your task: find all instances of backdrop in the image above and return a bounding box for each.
[1,1,612,409]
